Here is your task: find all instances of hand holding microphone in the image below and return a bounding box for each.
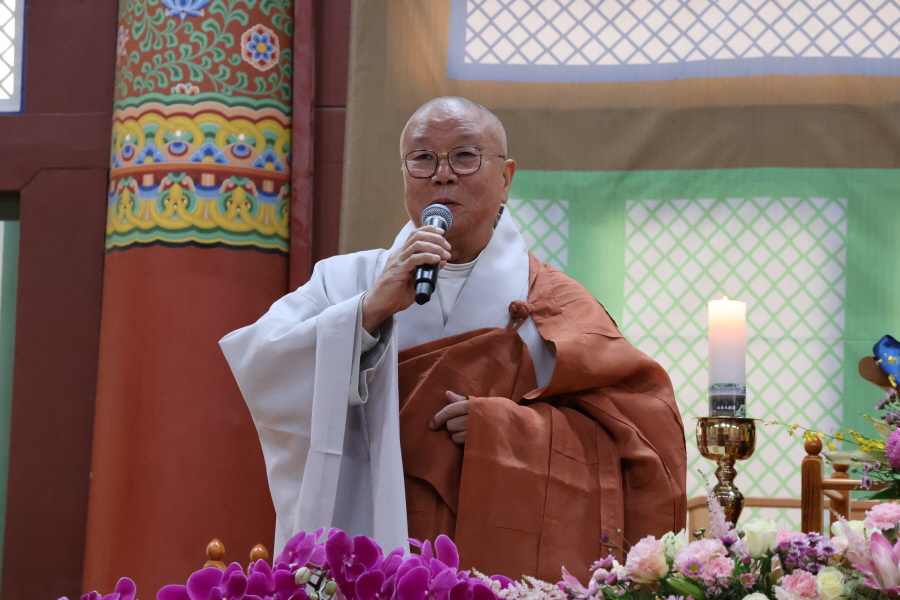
[413,204,453,305]
[360,204,454,333]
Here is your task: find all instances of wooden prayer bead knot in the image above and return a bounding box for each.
[508,300,532,320]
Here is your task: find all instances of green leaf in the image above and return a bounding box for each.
[201,19,221,35]
[254,76,266,92]
[215,64,232,81]
[235,71,248,89]
[150,8,166,24]
[133,18,146,40]
[228,53,242,66]
[267,71,278,85]
[664,577,705,599]
[208,0,228,17]
[222,33,234,46]
[179,43,193,60]
[867,485,900,500]
[189,30,208,48]
[165,33,178,47]
[168,64,184,81]
[231,8,249,25]
[188,62,203,82]
[152,34,164,50]
[152,54,163,67]
[211,46,226,62]
[200,55,213,70]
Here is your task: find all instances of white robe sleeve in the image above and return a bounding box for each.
[219,253,407,554]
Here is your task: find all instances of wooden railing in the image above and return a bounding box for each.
[688,436,880,535]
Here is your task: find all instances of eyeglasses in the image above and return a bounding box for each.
[402,146,506,179]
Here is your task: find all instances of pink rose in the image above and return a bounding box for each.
[624,536,668,584]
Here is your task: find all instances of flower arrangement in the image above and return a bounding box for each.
[66,492,900,600]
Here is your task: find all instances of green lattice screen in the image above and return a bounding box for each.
[508,168,900,530]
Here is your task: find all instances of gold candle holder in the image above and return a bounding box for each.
[696,417,757,526]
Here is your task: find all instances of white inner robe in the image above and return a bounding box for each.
[219,211,555,554]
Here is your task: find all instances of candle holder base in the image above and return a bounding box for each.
[696,417,757,527]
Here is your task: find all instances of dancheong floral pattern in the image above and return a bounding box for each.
[108,0,293,253]
[114,0,292,111]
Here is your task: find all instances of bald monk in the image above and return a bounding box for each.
[220,97,687,582]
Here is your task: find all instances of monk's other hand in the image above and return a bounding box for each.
[430,391,469,446]
[361,225,451,334]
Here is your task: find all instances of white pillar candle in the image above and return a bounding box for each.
[708,297,746,385]
[708,296,747,416]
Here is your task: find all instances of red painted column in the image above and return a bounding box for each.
[83,0,306,593]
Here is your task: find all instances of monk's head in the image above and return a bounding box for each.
[400,97,516,262]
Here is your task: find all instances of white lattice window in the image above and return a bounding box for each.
[448,0,900,82]
[0,0,23,112]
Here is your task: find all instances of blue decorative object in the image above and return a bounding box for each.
[875,335,900,387]
[161,0,211,20]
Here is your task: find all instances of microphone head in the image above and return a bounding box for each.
[421,204,453,232]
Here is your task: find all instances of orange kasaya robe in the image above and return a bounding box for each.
[398,253,687,583]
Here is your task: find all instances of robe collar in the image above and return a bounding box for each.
[382,209,530,351]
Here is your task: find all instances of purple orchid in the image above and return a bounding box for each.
[157,564,251,600]
[448,579,494,600]
[355,570,397,600]
[852,531,900,596]
[247,559,276,598]
[395,565,458,600]
[326,531,383,583]
[69,577,136,600]
[276,528,326,571]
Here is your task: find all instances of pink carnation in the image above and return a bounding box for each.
[887,429,900,469]
[673,538,728,582]
[865,502,900,531]
[775,570,818,599]
[624,536,668,583]
[706,556,734,581]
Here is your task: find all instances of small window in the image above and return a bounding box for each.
[0,0,25,112]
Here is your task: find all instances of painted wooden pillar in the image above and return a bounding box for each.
[83,0,296,593]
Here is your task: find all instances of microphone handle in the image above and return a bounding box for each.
[413,215,448,305]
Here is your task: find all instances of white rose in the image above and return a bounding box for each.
[831,520,866,537]
[816,566,845,600]
[742,519,778,558]
[742,593,769,600]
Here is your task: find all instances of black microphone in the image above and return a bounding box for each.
[414,204,454,305]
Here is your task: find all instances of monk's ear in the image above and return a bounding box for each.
[502,158,516,193]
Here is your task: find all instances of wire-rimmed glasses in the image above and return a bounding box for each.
[403,146,506,179]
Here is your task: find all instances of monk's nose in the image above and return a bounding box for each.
[431,158,458,185]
